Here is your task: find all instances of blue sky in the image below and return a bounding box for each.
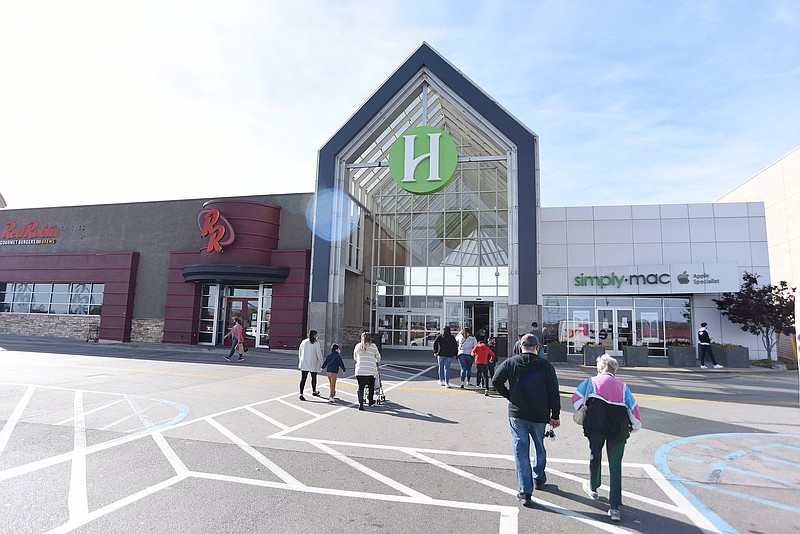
[1,0,798,209]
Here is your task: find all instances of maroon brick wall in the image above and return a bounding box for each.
[0,252,138,341]
[269,250,310,350]
[163,250,202,344]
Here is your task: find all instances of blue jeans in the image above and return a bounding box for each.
[509,417,547,494]
[227,341,241,359]
[458,354,473,383]
[437,356,452,383]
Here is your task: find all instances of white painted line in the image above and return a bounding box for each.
[641,463,722,533]
[0,389,303,484]
[377,372,407,380]
[382,363,426,372]
[544,467,682,513]
[277,397,321,417]
[126,395,155,429]
[189,471,519,532]
[245,406,290,431]
[0,384,34,456]
[405,450,627,534]
[206,417,304,487]
[54,399,125,426]
[309,440,430,500]
[68,390,88,522]
[45,474,187,534]
[152,432,188,476]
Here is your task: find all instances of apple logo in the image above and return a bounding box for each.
[677,271,690,284]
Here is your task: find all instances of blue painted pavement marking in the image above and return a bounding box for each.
[655,433,800,534]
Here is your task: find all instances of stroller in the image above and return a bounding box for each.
[374,366,387,405]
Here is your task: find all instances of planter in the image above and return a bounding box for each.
[623,346,649,367]
[715,346,750,368]
[545,344,567,362]
[583,345,607,366]
[667,346,696,367]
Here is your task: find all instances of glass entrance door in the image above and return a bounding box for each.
[225,298,258,348]
[596,308,634,356]
[378,311,441,348]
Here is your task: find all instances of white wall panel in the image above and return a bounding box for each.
[661,219,690,242]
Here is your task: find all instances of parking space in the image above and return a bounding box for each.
[1,348,798,533]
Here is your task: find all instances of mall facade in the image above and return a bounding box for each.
[0,44,771,360]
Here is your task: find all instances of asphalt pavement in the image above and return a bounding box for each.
[1,334,798,534]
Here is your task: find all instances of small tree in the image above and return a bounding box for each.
[713,272,796,360]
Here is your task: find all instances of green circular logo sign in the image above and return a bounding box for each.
[388,126,458,194]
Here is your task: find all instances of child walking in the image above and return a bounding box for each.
[321,343,346,404]
[471,337,495,396]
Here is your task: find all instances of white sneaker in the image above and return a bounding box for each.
[608,509,620,522]
[700,365,707,369]
[714,364,724,369]
[446,383,452,388]
[328,398,335,404]
[582,481,598,500]
[438,380,443,386]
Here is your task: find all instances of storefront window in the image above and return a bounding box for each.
[542,296,693,356]
[0,282,103,316]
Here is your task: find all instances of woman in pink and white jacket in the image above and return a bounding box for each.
[571,353,642,523]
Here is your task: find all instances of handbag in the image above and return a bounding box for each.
[235,342,244,355]
[572,378,593,425]
[572,404,588,425]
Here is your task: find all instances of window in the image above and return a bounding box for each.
[0,282,104,316]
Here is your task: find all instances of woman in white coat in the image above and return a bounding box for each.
[298,329,324,401]
[353,331,381,410]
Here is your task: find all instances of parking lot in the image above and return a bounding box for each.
[1,340,798,533]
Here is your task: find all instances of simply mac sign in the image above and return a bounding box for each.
[567,263,740,295]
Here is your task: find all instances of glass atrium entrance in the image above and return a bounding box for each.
[340,77,516,350]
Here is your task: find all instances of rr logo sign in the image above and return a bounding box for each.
[388,126,458,194]
[198,208,235,253]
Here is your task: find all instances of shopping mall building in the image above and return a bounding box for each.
[0,44,772,360]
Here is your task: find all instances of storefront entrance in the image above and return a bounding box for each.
[377,300,506,349]
[596,308,634,357]
[225,297,257,348]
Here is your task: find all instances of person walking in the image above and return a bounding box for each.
[492,333,560,508]
[432,326,458,387]
[321,343,346,403]
[472,337,495,396]
[698,322,723,369]
[572,353,643,522]
[222,317,245,362]
[353,332,381,410]
[487,337,498,383]
[456,327,477,388]
[529,322,545,359]
[298,329,324,401]
[512,333,524,356]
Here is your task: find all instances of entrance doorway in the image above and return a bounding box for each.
[225,297,258,348]
[596,308,633,357]
[465,301,492,341]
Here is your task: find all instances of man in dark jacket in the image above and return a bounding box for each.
[492,333,561,507]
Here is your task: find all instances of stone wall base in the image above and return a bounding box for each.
[130,319,164,343]
[0,313,101,341]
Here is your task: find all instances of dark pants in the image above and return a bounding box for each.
[587,432,626,510]
[699,345,718,366]
[476,363,489,389]
[487,362,496,388]
[299,370,317,394]
[356,375,375,406]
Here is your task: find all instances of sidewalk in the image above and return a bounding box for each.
[0,334,783,374]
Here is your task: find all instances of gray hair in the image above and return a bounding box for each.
[596,353,618,375]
